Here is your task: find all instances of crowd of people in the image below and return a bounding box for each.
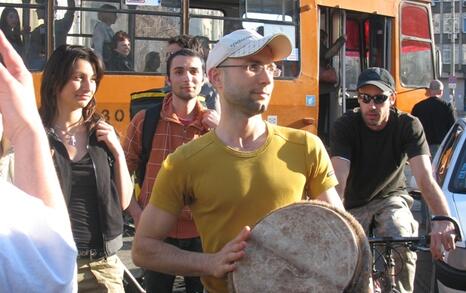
[0,21,460,293]
[0,3,136,72]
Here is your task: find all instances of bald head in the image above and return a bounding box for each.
[427,79,443,97]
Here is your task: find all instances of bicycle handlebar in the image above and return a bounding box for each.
[368,235,429,244]
[368,235,431,253]
[367,215,463,251]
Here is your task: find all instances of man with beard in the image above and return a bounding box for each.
[329,67,457,293]
[132,29,343,293]
[124,48,217,292]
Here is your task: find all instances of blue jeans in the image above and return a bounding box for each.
[144,237,203,293]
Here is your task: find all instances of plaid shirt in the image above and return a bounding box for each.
[124,93,209,238]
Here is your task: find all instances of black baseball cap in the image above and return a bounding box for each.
[357,67,395,93]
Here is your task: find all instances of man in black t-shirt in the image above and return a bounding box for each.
[412,79,455,157]
[330,67,457,293]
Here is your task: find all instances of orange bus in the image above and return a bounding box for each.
[0,0,439,142]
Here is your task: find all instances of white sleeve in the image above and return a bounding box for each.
[0,181,77,293]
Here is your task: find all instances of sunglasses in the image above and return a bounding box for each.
[357,93,390,104]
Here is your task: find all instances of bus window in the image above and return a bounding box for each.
[0,0,49,70]
[345,18,361,91]
[54,0,74,48]
[0,5,31,60]
[188,8,223,41]
[61,0,182,73]
[344,15,390,91]
[189,0,300,78]
[24,0,75,70]
[400,3,433,87]
[365,16,389,69]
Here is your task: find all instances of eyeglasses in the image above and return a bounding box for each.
[357,93,390,104]
[217,63,282,78]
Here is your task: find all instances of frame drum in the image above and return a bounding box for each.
[229,201,371,293]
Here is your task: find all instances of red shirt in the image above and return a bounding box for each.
[124,93,209,238]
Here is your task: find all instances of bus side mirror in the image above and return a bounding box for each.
[435,47,443,78]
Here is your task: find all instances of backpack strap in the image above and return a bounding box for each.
[136,102,163,185]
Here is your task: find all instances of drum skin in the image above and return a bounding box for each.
[229,201,371,293]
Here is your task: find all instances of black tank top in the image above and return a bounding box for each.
[68,153,104,249]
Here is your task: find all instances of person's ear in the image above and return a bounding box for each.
[208,68,222,89]
[390,93,396,105]
[165,75,171,86]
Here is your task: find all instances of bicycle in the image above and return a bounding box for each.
[368,215,463,293]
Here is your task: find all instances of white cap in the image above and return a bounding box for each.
[206,29,292,73]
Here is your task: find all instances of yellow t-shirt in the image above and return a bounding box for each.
[150,122,338,293]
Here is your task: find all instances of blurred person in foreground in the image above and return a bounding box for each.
[0,30,77,292]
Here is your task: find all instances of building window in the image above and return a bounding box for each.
[443,44,462,64]
[443,45,451,64]
[433,14,441,34]
[462,44,466,63]
[443,15,459,34]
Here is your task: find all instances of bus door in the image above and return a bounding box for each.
[318,6,392,143]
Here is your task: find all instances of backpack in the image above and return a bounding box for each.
[130,88,166,185]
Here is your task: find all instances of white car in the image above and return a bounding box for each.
[431,118,466,292]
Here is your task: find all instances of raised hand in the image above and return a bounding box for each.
[0,30,41,144]
[95,119,123,156]
[202,109,220,129]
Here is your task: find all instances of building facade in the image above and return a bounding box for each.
[432,0,466,113]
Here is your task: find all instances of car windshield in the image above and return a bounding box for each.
[449,135,466,194]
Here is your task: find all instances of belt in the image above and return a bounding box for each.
[77,248,107,261]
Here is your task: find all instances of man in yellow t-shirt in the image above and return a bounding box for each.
[133,29,344,293]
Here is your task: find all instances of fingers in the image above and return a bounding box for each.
[202,110,219,129]
[430,234,443,260]
[223,226,251,262]
[430,221,457,260]
[96,120,112,129]
[441,231,456,252]
[0,31,32,90]
[95,121,115,138]
[211,226,251,278]
[231,226,251,244]
[445,233,456,251]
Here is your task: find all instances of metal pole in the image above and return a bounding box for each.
[452,0,455,78]
[451,0,456,105]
